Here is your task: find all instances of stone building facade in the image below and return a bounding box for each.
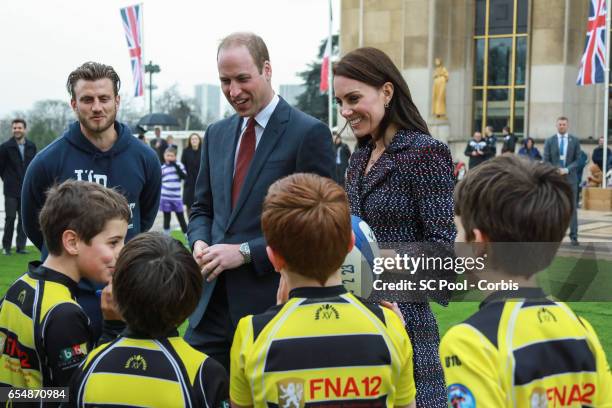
[339,0,605,158]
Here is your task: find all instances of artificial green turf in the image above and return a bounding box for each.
[0,247,41,288]
[1,244,610,364]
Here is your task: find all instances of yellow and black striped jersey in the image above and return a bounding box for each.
[0,262,94,390]
[230,285,415,408]
[440,287,612,407]
[67,333,228,408]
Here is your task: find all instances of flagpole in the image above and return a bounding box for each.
[604,0,610,187]
[327,0,333,130]
[141,2,146,113]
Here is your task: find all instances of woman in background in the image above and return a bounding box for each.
[181,133,202,217]
[518,137,542,161]
[334,47,455,407]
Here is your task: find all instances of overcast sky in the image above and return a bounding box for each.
[0,0,340,116]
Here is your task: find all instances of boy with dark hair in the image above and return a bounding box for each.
[68,232,228,407]
[0,180,130,390]
[441,155,611,407]
[230,173,416,408]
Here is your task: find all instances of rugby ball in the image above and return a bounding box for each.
[341,215,380,298]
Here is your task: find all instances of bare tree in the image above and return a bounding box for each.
[154,84,205,130]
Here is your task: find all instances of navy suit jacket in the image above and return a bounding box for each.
[543,134,581,184]
[187,97,334,327]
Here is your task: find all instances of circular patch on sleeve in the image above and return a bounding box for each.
[447,383,476,408]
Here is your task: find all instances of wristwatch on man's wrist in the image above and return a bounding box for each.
[239,242,251,264]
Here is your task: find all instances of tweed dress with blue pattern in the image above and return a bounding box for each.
[345,129,456,408]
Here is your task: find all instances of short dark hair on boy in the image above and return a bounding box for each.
[113,232,203,337]
[39,180,131,256]
[261,173,351,285]
[455,155,573,275]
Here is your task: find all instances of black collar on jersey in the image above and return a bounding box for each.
[27,261,79,297]
[480,287,547,309]
[121,327,180,339]
[289,285,347,299]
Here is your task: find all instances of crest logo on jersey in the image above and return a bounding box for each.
[530,387,547,408]
[315,304,340,320]
[537,307,557,323]
[447,384,475,408]
[125,354,148,371]
[277,378,305,408]
[17,290,26,304]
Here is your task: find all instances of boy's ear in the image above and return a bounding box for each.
[472,228,489,243]
[62,230,79,256]
[348,231,356,253]
[472,228,490,258]
[266,246,286,272]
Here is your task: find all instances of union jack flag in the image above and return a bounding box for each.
[120,4,144,96]
[577,0,607,86]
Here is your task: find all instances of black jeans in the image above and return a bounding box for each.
[3,196,26,251]
[184,275,233,372]
[163,211,187,233]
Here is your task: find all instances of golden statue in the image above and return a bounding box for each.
[432,58,448,119]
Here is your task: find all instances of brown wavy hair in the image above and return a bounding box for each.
[113,232,203,337]
[40,180,130,256]
[333,47,429,145]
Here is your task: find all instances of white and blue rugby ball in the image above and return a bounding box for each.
[341,215,380,297]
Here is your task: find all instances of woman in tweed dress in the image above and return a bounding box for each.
[334,47,456,408]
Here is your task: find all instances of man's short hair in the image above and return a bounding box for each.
[455,155,573,275]
[164,146,177,155]
[262,173,351,285]
[113,232,203,337]
[218,32,270,74]
[557,116,569,122]
[39,180,131,256]
[66,61,121,99]
[11,118,26,129]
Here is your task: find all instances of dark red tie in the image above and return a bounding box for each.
[232,118,256,207]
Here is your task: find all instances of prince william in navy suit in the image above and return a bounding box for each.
[186,32,334,370]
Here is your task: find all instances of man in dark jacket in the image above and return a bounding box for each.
[0,118,37,255]
[592,136,612,171]
[484,125,497,159]
[464,131,490,169]
[500,126,518,154]
[150,126,168,163]
[22,62,161,341]
[332,132,351,186]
